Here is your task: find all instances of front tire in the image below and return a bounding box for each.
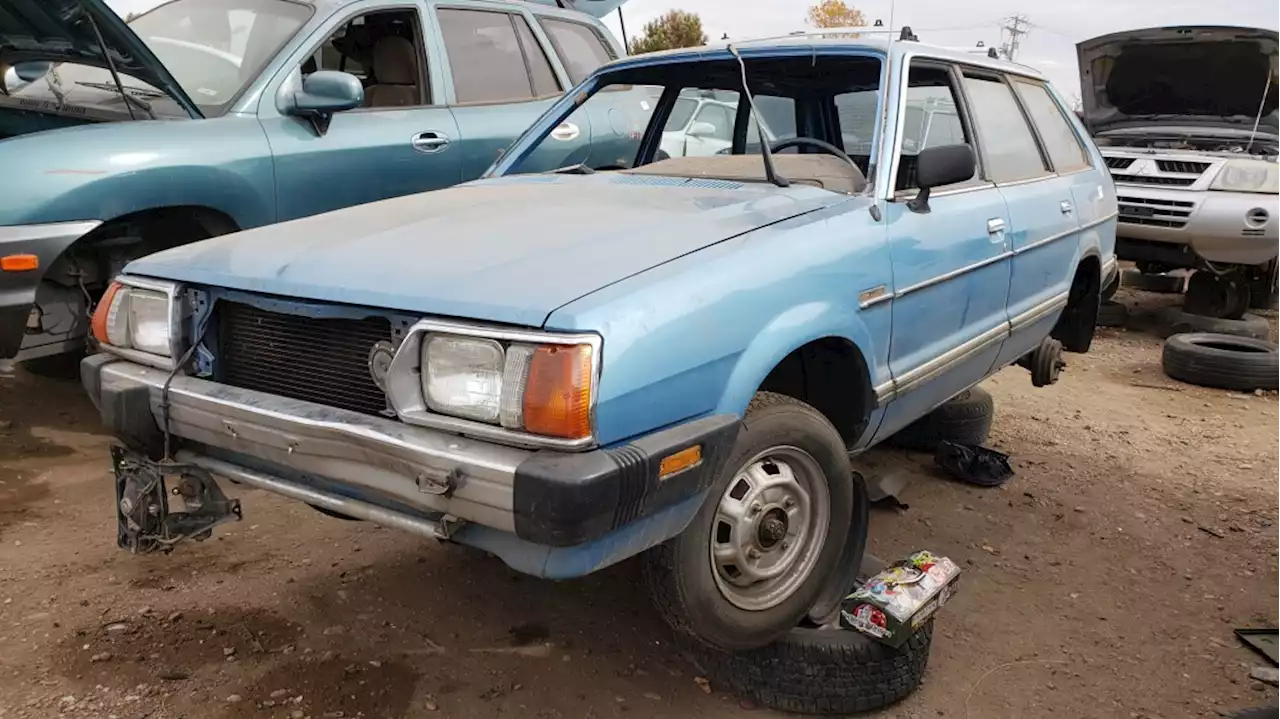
[643,392,854,651]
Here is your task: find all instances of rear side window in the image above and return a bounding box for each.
[513,15,560,97]
[539,18,615,85]
[1013,80,1090,172]
[961,74,1050,183]
[438,9,552,103]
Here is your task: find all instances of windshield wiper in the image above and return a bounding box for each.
[74,82,158,119]
[75,81,165,99]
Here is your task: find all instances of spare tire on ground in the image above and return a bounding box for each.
[1161,333,1279,392]
[888,386,994,451]
[1157,307,1270,340]
[688,621,933,714]
[1096,300,1129,328]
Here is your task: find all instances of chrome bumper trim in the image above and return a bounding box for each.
[98,361,528,531]
[176,450,457,540]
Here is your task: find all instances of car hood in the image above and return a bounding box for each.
[0,0,200,118]
[126,174,844,328]
[1077,26,1278,137]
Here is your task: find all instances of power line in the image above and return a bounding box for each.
[998,13,1030,61]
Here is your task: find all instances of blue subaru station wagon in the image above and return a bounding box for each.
[81,31,1118,651]
[0,0,632,369]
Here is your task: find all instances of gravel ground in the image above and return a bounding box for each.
[0,286,1276,719]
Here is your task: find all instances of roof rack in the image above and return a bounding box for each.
[738,24,920,46]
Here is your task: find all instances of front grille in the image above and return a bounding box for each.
[1117,195,1195,229]
[1110,174,1197,187]
[1116,193,1192,226]
[218,302,392,416]
[1104,156,1134,170]
[1156,160,1211,175]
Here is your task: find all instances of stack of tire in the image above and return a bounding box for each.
[666,392,995,714]
[1096,269,1278,392]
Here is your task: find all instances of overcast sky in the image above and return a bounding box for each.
[108,0,1279,103]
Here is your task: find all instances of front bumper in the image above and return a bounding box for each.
[1114,187,1278,266]
[81,354,740,550]
[0,220,101,358]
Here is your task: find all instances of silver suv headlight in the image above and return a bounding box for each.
[1210,159,1280,194]
[92,277,184,368]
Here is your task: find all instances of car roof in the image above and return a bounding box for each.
[302,0,604,23]
[597,33,1047,83]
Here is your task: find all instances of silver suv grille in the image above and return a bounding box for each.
[1117,195,1194,228]
[1103,155,1213,187]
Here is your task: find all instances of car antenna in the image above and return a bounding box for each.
[82,8,137,121]
[1245,66,1274,153]
[727,44,789,188]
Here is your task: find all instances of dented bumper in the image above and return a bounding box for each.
[82,355,739,575]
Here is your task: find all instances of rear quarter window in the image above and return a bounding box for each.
[538,18,615,86]
[1013,80,1090,172]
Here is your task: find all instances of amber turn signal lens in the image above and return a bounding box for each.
[91,282,122,344]
[659,445,702,479]
[522,344,594,439]
[0,254,38,272]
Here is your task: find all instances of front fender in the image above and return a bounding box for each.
[546,196,892,446]
[714,301,885,419]
[0,117,275,229]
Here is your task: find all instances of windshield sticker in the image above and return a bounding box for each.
[197,88,218,97]
[0,95,132,124]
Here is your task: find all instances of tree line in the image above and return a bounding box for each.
[627,0,865,54]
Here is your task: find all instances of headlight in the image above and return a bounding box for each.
[415,331,596,441]
[1210,159,1280,194]
[91,279,177,359]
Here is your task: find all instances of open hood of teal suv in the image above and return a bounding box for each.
[0,0,202,118]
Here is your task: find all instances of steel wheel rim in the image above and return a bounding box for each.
[708,445,831,612]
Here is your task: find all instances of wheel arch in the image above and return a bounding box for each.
[1052,251,1102,353]
[715,309,882,450]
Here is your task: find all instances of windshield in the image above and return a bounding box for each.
[10,0,311,118]
[501,54,883,181]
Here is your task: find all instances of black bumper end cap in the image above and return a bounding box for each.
[83,354,164,456]
[512,414,741,547]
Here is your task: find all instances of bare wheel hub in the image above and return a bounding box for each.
[709,446,831,612]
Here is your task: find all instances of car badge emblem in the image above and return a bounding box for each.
[367,341,396,392]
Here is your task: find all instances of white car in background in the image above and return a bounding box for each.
[659,91,777,158]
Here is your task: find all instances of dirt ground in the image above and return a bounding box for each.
[1,286,1277,719]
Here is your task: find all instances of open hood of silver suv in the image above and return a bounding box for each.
[1077,25,1278,137]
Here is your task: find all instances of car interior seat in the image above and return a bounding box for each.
[363,35,418,107]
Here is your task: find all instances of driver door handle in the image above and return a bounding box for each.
[411,132,450,153]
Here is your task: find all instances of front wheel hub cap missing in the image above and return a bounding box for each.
[708,446,831,612]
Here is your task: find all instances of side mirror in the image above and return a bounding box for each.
[909,143,976,213]
[687,120,717,138]
[284,71,363,135]
[14,61,52,82]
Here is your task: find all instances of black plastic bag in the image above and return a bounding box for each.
[933,440,1014,487]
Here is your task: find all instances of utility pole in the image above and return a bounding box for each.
[999,13,1029,61]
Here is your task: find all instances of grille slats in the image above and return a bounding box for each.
[1110,174,1197,186]
[219,302,392,416]
[1156,160,1211,174]
[1117,195,1195,229]
[1104,156,1134,169]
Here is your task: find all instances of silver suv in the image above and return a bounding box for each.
[1077,26,1278,315]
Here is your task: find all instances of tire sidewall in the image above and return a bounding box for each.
[671,400,854,650]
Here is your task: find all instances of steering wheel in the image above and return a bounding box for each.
[769,137,858,168]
